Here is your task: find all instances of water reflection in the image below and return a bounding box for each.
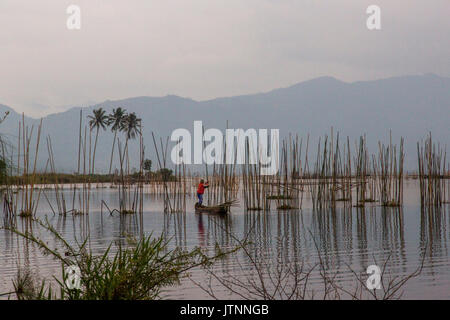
[1,186,449,299]
[420,206,449,253]
[197,214,205,247]
[419,205,449,283]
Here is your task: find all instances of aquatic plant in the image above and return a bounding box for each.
[417,133,447,206]
[5,217,237,300]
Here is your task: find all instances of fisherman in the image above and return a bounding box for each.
[197,179,209,207]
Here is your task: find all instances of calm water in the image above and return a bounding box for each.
[1,180,449,299]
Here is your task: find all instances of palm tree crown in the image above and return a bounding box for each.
[88,108,108,173]
[121,112,142,140]
[107,107,127,132]
[88,108,108,131]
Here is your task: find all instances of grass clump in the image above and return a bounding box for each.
[277,204,297,210]
[12,268,53,300]
[18,210,33,217]
[335,197,350,201]
[120,209,135,215]
[381,201,401,207]
[266,194,292,200]
[6,218,236,300]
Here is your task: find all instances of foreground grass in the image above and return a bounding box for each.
[5,218,235,300]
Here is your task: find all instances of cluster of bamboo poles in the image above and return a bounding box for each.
[210,131,240,205]
[375,135,405,207]
[242,135,301,211]
[189,131,411,213]
[417,133,448,207]
[201,125,239,208]
[151,130,240,213]
[204,163,239,207]
[2,115,43,219]
[237,130,408,211]
[2,116,449,224]
[1,112,146,235]
[307,132,405,209]
[151,134,187,213]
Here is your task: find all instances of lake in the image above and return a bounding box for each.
[1,179,449,299]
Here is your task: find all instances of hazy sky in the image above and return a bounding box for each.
[1,0,449,117]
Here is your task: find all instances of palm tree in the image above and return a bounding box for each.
[120,111,142,170]
[118,112,141,212]
[88,108,108,173]
[107,107,127,174]
[120,112,142,141]
[120,112,142,159]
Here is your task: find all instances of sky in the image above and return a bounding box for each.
[0,0,449,117]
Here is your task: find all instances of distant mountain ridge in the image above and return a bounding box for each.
[0,74,449,172]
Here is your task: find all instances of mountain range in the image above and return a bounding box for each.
[0,74,449,172]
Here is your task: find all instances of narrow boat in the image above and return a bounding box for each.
[194,202,230,215]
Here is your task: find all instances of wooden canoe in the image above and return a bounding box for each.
[195,202,229,215]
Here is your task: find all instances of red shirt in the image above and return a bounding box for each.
[197,183,207,194]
